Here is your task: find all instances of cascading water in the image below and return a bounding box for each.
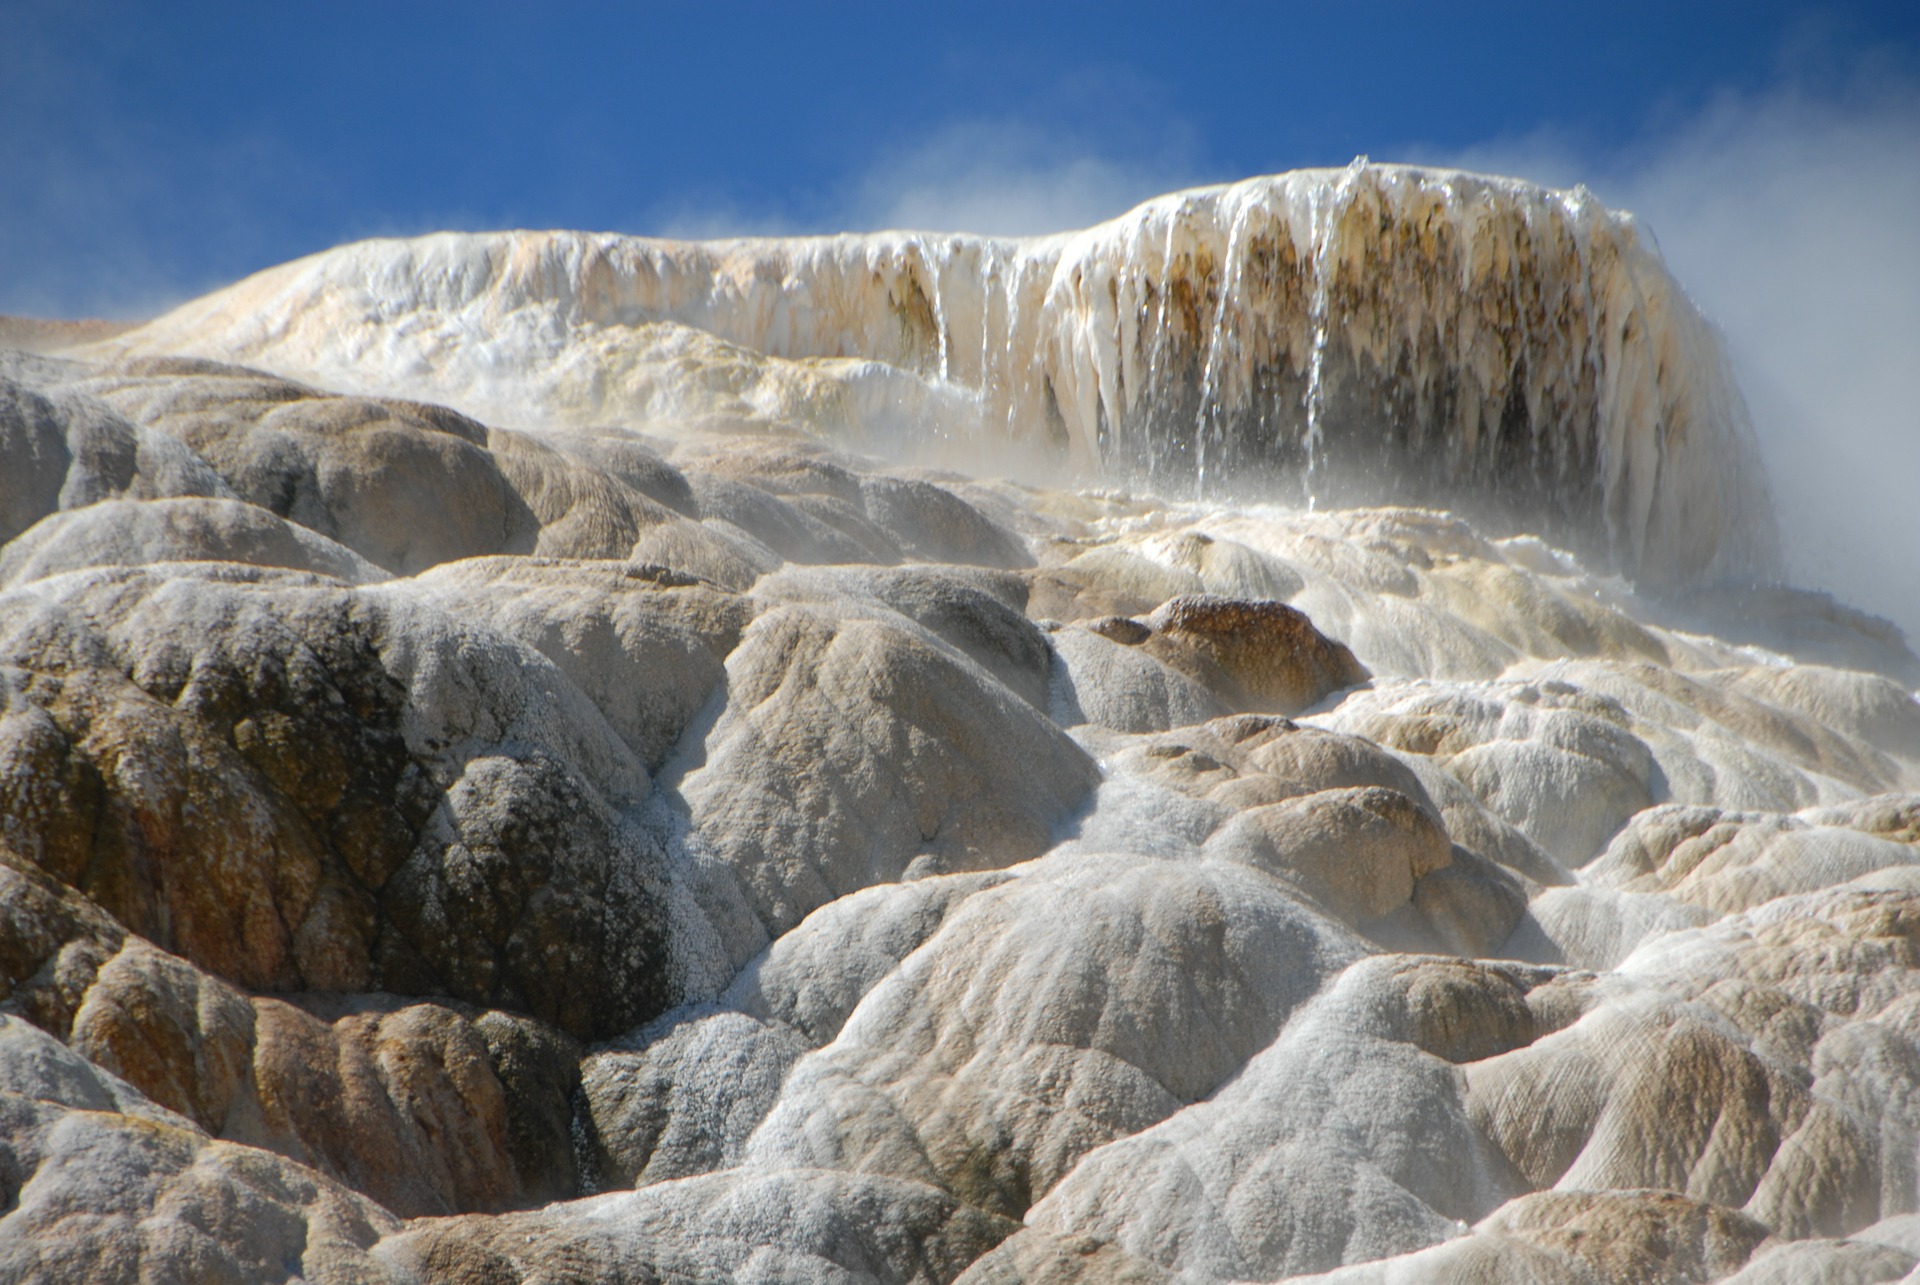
[92,164,1778,591]
[1298,155,1371,509]
[920,238,952,384]
[1193,190,1248,498]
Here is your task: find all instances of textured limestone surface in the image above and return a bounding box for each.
[2,171,1917,1283]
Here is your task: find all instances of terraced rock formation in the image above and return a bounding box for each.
[1,170,1914,1283]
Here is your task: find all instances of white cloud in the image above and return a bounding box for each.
[647,193,810,243]
[843,118,1204,237]
[646,110,1206,242]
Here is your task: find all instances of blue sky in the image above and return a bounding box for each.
[4,0,1918,629]
[2,0,1913,317]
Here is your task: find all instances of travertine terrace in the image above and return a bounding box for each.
[1,168,1915,1284]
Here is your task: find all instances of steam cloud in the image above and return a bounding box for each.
[845,118,1202,237]
[654,113,1202,244]
[1429,75,1920,645]
[834,80,1920,644]
[8,15,1912,643]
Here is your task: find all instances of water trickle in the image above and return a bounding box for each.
[1143,205,1184,474]
[1302,155,1374,509]
[923,241,953,383]
[1001,254,1029,443]
[1563,182,1619,565]
[979,253,998,409]
[1195,193,1253,499]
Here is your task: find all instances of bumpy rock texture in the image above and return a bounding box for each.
[1,170,1914,1283]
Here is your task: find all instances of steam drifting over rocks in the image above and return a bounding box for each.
[97,164,1775,590]
[0,168,1913,1283]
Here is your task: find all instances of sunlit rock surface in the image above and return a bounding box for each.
[2,170,1915,1282]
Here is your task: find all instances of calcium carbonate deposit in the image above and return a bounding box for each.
[1,166,1916,1284]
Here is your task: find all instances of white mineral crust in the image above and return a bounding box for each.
[0,169,1912,1284]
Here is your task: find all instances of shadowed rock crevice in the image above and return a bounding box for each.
[0,565,677,1042]
[0,858,584,1219]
